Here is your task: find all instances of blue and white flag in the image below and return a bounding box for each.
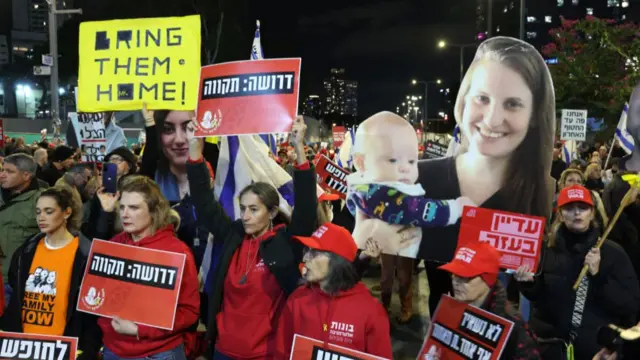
[445,124,461,157]
[337,127,355,169]
[562,140,578,164]
[215,20,295,219]
[615,103,635,154]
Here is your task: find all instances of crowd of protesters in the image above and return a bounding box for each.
[0,35,639,360]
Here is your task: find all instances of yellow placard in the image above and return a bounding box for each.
[78,15,201,112]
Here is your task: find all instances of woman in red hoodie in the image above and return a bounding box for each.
[185,117,318,359]
[275,223,393,359]
[97,175,200,360]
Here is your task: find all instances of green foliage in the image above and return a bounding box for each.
[542,16,640,132]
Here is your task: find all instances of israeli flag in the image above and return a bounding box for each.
[215,20,295,219]
[562,140,578,164]
[445,124,461,157]
[615,103,635,154]
[337,127,355,169]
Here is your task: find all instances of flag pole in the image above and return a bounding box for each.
[604,137,616,170]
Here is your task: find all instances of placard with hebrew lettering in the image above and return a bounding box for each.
[76,239,186,330]
[332,126,346,147]
[417,295,514,360]
[0,331,77,360]
[195,58,301,136]
[68,112,106,162]
[313,154,349,199]
[290,334,388,360]
[77,15,201,112]
[458,206,545,272]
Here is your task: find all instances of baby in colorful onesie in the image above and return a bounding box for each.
[347,111,473,257]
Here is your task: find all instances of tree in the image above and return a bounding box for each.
[542,16,640,136]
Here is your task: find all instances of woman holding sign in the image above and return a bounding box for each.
[186,116,317,359]
[97,176,200,360]
[437,242,541,359]
[0,185,101,359]
[515,185,640,359]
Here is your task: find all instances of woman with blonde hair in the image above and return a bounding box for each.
[555,168,609,228]
[0,185,101,359]
[96,175,200,360]
[416,36,556,313]
[585,162,605,193]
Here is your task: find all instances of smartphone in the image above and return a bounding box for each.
[102,163,118,194]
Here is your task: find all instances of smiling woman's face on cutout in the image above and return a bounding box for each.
[461,60,534,160]
[628,85,640,143]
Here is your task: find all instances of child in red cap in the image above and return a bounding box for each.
[274,223,392,359]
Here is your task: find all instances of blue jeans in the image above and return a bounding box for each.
[213,350,234,360]
[103,344,187,360]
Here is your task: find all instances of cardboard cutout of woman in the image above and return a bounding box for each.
[622,84,640,172]
[415,37,556,313]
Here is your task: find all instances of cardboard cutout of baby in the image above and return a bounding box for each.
[347,112,473,257]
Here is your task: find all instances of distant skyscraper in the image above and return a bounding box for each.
[302,94,323,119]
[11,0,72,60]
[323,68,358,117]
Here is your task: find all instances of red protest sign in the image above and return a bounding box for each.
[313,154,349,199]
[417,295,514,360]
[195,58,301,136]
[76,239,186,330]
[291,334,389,360]
[458,206,545,272]
[0,331,78,360]
[332,126,345,147]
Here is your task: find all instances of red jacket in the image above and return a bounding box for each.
[215,225,287,359]
[98,226,200,358]
[275,283,393,359]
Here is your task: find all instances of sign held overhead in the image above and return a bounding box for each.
[560,109,587,141]
[77,15,201,112]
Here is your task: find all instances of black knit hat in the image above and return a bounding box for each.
[105,147,137,173]
[51,145,75,162]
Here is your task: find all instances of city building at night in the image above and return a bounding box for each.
[323,68,358,117]
[302,94,323,119]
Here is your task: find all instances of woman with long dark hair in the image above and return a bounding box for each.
[0,185,101,359]
[186,117,317,359]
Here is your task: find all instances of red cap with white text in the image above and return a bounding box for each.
[293,223,358,262]
[438,242,501,287]
[557,184,594,208]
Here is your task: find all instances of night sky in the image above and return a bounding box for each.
[73,0,480,118]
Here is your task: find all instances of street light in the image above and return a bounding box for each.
[411,78,442,122]
[437,40,477,82]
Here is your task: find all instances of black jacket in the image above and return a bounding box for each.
[186,160,317,341]
[0,232,102,359]
[519,225,640,359]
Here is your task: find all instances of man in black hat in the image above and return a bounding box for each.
[37,145,76,186]
[104,146,137,180]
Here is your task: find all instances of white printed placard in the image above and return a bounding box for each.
[560,109,587,141]
[68,112,106,162]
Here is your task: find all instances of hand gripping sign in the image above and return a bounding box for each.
[458,206,545,272]
[76,240,186,330]
[0,332,77,360]
[195,58,301,137]
[290,334,389,360]
[418,295,514,360]
[78,15,201,112]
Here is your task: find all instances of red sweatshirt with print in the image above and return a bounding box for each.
[275,282,393,359]
[98,226,200,358]
[215,225,287,359]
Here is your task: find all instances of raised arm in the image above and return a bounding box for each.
[138,105,160,179]
[186,119,235,242]
[288,116,318,237]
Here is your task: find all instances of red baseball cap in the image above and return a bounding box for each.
[293,223,358,262]
[438,242,501,287]
[558,184,593,208]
